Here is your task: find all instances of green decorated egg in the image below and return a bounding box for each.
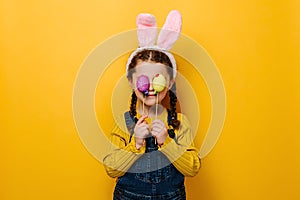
[152,74,166,92]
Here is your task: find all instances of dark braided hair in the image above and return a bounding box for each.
[129,91,138,123]
[127,49,180,140]
[168,83,180,129]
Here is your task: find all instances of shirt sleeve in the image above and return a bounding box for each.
[159,114,201,177]
[103,117,146,178]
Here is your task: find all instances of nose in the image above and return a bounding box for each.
[149,80,154,91]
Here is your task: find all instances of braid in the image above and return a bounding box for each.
[168,83,180,129]
[128,91,138,143]
[129,91,138,123]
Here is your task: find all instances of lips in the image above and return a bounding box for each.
[147,90,157,96]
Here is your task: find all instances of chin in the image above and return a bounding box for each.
[143,98,157,106]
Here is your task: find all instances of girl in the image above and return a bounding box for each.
[103,10,201,200]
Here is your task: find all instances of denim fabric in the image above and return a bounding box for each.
[113,186,186,200]
[113,152,185,200]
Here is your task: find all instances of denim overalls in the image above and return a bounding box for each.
[113,112,186,200]
[113,150,186,200]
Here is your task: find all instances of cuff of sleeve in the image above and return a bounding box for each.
[127,137,145,154]
[159,136,174,150]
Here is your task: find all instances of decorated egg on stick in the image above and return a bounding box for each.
[152,74,166,93]
[136,75,150,95]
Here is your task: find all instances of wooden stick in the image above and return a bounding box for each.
[143,97,145,115]
[155,94,158,119]
[155,94,158,144]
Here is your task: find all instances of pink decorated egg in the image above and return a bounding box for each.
[136,75,150,95]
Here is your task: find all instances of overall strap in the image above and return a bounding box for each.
[124,111,135,143]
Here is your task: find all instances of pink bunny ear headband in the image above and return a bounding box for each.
[126,10,182,79]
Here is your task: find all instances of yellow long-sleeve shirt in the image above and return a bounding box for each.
[103,109,201,178]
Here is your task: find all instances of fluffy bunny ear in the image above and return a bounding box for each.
[136,13,157,47]
[157,10,182,50]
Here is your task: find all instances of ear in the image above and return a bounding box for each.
[128,78,135,90]
[136,13,157,47]
[157,10,182,50]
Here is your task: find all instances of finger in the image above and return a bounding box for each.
[151,134,162,145]
[151,128,161,135]
[155,138,163,146]
[151,129,157,135]
[136,115,148,125]
[151,127,164,135]
[143,129,150,136]
[151,123,165,131]
[151,129,162,137]
[136,123,149,131]
[135,130,148,139]
[152,119,164,125]
[152,121,165,128]
[151,123,162,130]
[138,123,149,128]
[140,124,149,132]
[153,128,167,137]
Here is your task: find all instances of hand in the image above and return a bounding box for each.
[134,115,150,149]
[151,119,167,146]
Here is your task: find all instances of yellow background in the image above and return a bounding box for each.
[1,0,300,199]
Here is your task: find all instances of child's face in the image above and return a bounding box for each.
[129,61,174,107]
